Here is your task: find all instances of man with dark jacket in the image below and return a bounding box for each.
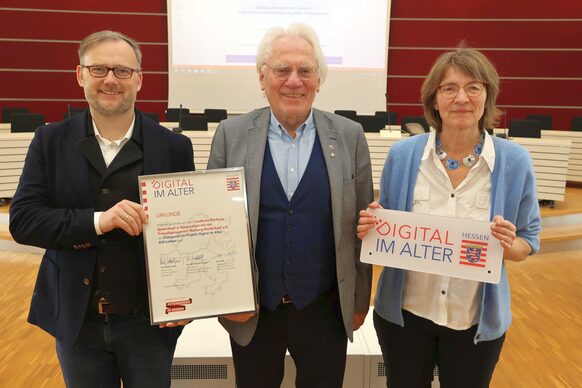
[9,30,194,388]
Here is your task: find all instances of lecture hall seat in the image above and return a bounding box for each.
[10,113,46,133]
[2,107,29,123]
[526,114,552,130]
[508,119,542,138]
[203,109,228,123]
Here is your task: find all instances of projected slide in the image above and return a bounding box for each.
[171,0,385,70]
[167,0,390,114]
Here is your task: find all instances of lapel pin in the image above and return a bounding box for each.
[329,144,336,158]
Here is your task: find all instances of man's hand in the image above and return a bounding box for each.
[159,320,191,328]
[353,311,367,331]
[99,199,148,236]
[222,312,256,323]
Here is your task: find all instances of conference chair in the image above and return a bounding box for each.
[526,114,553,130]
[401,115,430,133]
[203,108,228,123]
[334,110,358,121]
[571,116,582,131]
[2,107,29,123]
[356,115,385,133]
[508,119,542,138]
[180,114,208,131]
[63,107,86,119]
[374,111,398,127]
[10,113,45,133]
[165,107,190,122]
[143,112,160,123]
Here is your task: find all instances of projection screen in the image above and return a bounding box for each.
[167,0,391,114]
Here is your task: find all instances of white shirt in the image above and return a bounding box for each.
[92,118,135,235]
[402,130,495,330]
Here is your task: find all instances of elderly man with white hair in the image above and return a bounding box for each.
[208,23,374,388]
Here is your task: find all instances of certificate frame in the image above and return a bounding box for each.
[139,167,257,324]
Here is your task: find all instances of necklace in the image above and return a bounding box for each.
[436,133,484,170]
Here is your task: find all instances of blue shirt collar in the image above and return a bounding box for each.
[269,110,314,140]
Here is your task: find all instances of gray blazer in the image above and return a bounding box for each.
[207,107,373,346]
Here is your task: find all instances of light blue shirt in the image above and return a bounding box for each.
[268,111,316,200]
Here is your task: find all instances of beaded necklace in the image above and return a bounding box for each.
[435,132,484,170]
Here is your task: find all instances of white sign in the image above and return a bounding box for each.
[139,168,257,324]
[360,209,503,284]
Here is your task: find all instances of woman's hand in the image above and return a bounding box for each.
[490,215,531,261]
[490,215,516,249]
[357,201,383,240]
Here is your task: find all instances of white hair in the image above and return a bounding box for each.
[256,23,328,84]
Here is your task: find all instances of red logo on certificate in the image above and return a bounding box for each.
[165,298,192,314]
[226,177,240,191]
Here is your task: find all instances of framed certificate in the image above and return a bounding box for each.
[139,167,257,324]
[360,208,504,284]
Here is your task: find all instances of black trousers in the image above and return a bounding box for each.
[230,290,348,388]
[373,309,505,388]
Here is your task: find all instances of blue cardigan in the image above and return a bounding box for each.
[374,133,541,343]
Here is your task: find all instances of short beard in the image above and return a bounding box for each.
[90,100,133,117]
[86,91,134,117]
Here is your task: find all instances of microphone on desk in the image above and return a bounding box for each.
[385,94,392,132]
[67,104,71,119]
[173,104,183,133]
[385,93,397,133]
[504,109,508,138]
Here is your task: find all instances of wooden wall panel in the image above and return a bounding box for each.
[0,41,79,70]
[389,20,582,48]
[0,72,168,101]
[384,2,582,132]
[388,49,582,78]
[0,42,168,71]
[0,10,167,42]
[498,80,581,107]
[0,1,166,13]
[391,0,582,18]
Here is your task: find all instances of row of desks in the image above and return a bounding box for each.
[0,123,576,202]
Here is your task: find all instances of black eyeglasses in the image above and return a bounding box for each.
[81,65,140,79]
[264,63,319,81]
[438,82,486,99]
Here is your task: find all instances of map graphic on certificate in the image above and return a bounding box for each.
[139,168,257,324]
[158,213,237,294]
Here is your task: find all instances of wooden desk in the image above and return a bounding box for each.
[160,122,219,132]
[510,137,570,202]
[181,130,215,171]
[365,133,405,191]
[541,130,582,183]
[0,132,33,198]
[0,130,571,202]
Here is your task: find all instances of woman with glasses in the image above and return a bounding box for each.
[357,47,541,387]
